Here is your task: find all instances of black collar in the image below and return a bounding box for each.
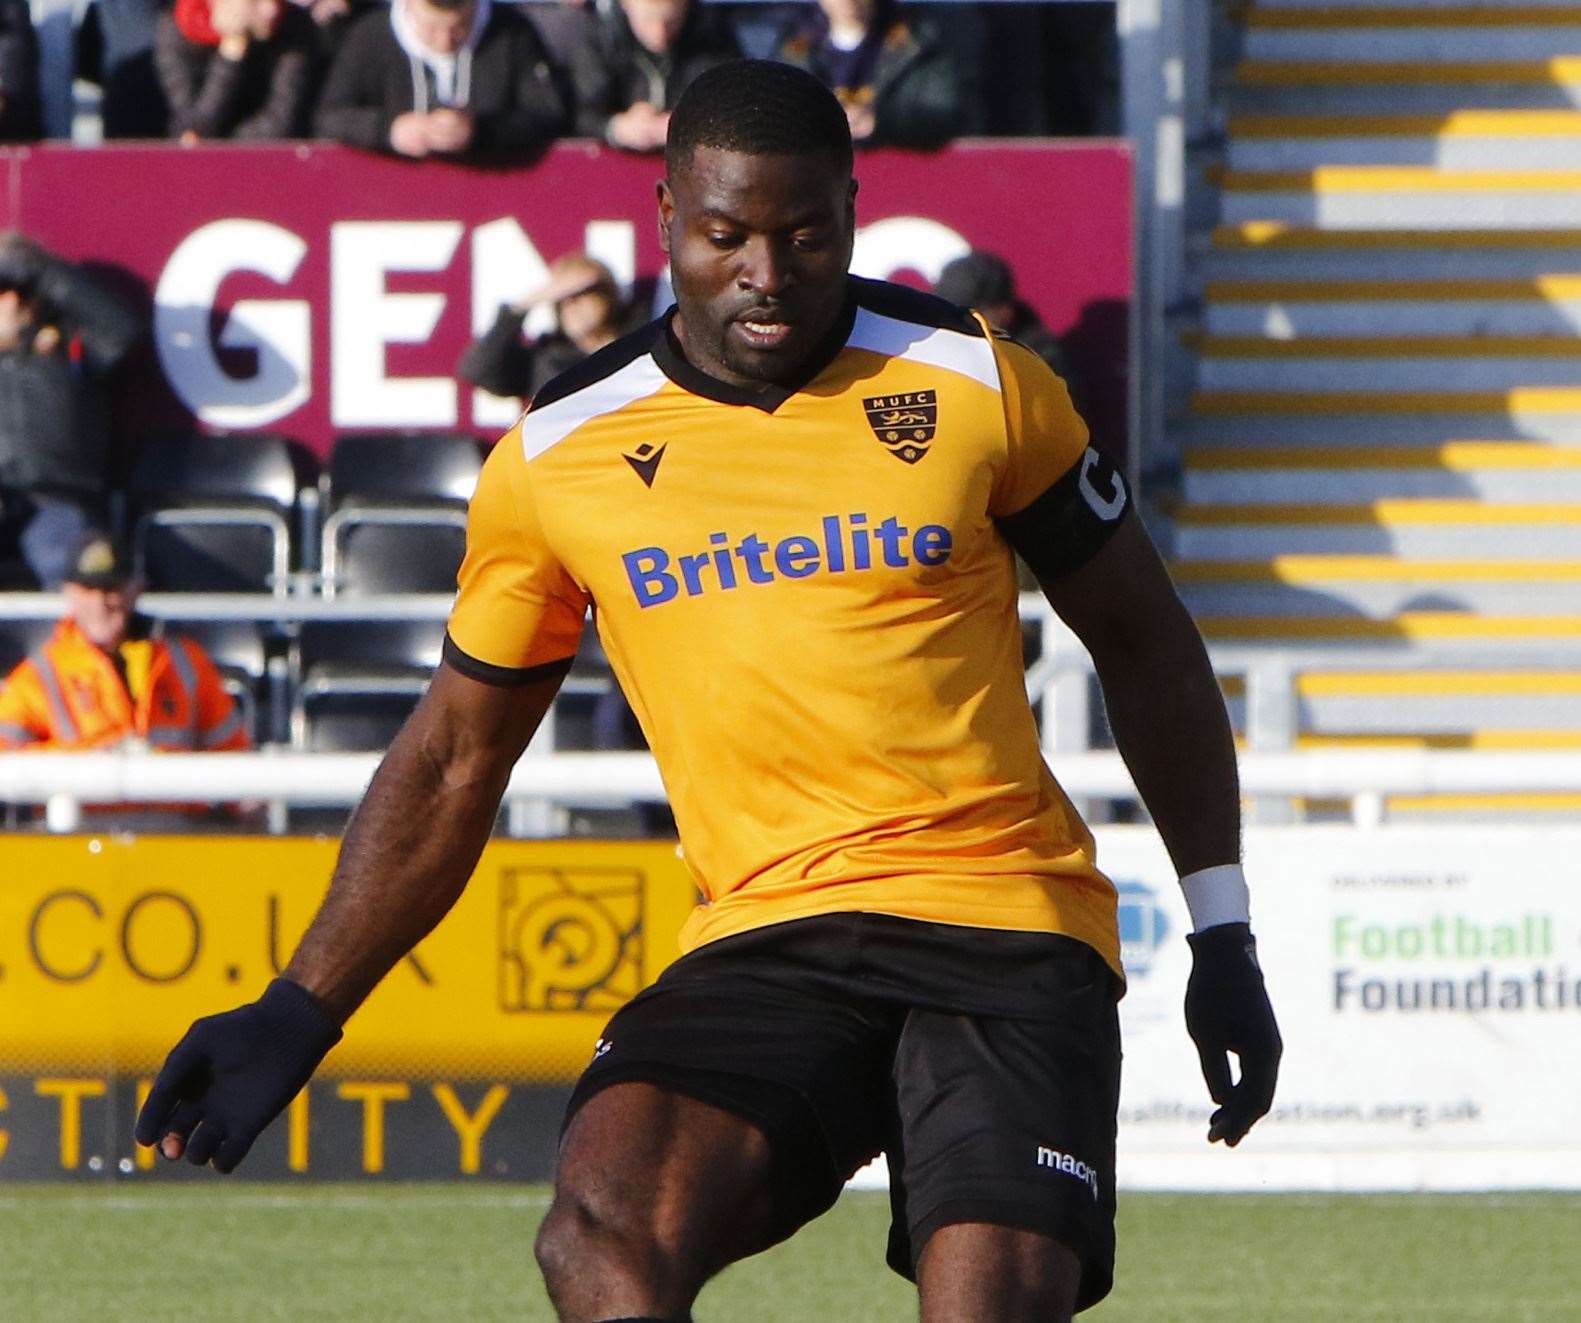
[651,291,857,414]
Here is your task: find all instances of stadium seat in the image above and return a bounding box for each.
[128,434,301,594]
[291,620,444,749]
[300,696,423,752]
[176,620,274,746]
[0,616,58,676]
[319,433,481,598]
[324,433,482,506]
[329,519,468,596]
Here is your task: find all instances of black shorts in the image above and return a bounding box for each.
[562,913,1123,1312]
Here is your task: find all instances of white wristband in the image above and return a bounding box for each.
[1178,864,1251,932]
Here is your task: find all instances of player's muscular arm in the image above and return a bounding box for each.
[135,660,563,1170]
[284,660,560,1021]
[1034,511,1281,1147]
[1034,511,1239,874]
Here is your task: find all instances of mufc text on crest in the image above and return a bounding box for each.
[863,388,938,465]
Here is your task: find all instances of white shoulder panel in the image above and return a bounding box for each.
[518,354,671,462]
[847,308,1002,393]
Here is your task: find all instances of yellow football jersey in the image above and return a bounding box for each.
[447,278,1129,977]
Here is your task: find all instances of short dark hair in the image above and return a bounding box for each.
[666,60,853,178]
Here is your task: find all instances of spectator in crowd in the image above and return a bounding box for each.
[460,249,649,758]
[0,533,249,754]
[155,0,319,141]
[458,251,641,401]
[935,248,1078,392]
[0,0,40,140]
[559,0,736,152]
[92,0,170,137]
[0,234,142,591]
[771,0,961,148]
[291,0,364,60]
[313,0,568,162]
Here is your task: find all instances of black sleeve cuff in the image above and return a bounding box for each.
[995,444,1131,582]
[442,633,575,688]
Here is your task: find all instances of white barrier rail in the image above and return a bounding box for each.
[4,591,1577,829]
[3,749,1578,827]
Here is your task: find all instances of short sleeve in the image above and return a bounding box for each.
[987,337,1092,519]
[444,428,589,684]
[987,334,1131,580]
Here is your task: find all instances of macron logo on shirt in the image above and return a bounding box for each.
[622,512,954,608]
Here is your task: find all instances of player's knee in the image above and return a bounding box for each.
[535,1187,701,1305]
[535,1192,601,1290]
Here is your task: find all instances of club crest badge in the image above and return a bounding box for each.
[863,389,938,465]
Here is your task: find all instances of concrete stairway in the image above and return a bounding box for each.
[1177,1,1581,811]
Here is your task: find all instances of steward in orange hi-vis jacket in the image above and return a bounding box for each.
[0,534,248,752]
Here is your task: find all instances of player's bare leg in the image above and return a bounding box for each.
[916,1223,1083,1323]
[536,1082,786,1322]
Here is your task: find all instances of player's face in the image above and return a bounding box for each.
[660,146,856,388]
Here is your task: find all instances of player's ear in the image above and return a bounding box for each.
[657,180,675,255]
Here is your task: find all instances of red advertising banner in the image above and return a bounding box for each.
[2,141,1130,459]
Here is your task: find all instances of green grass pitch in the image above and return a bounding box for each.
[0,1186,1576,1320]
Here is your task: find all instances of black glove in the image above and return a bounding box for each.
[1184,922,1282,1147]
[134,978,343,1173]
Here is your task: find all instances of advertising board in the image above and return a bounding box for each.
[0,142,1132,457]
[0,835,695,1179]
[1108,826,1581,1190]
[6,825,1574,1185]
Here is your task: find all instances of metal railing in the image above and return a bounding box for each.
[3,745,1578,835]
[4,589,1575,830]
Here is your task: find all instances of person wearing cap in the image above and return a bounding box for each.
[0,533,249,755]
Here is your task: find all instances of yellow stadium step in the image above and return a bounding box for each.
[1193,388,1581,414]
[1185,445,1581,470]
[1205,277,1581,301]
[1245,8,1581,32]
[1229,110,1581,137]
[1196,334,1581,357]
[1175,558,1581,585]
[1214,223,1581,249]
[1176,499,1581,522]
[1294,671,1581,698]
[1382,793,1581,813]
[1217,166,1581,193]
[1235,58,1581,88]
[1194,614,1581,641]
[1296,731,1581,750]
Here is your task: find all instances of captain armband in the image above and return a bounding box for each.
[994,444,1131,581]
